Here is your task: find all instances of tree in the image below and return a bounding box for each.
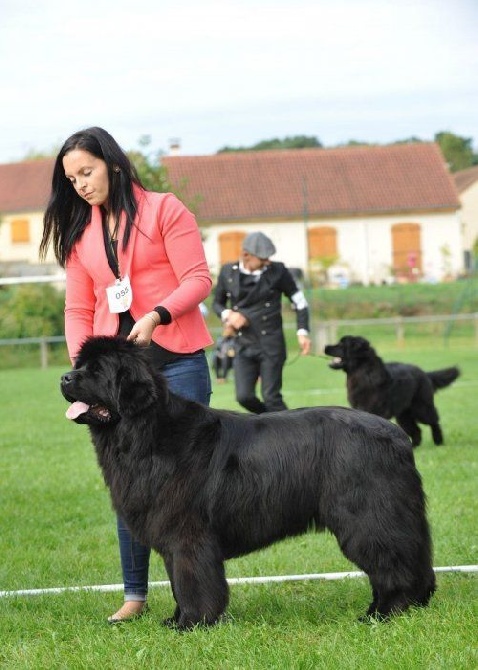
[0,284,64,338]
[336,132,478,169]
[128,135,171,192]
[392,137,424,145]
[217,135,322,153]
[214,131,478,169]
[340,140,375,147]
[23,145,60,159]
[128,135,203,214]
[434,131,475,172]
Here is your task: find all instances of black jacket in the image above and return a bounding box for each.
[212,261,309,356]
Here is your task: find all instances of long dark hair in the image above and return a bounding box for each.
[40,127,144,267]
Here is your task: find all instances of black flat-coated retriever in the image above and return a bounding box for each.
[324,335,460,447]
[61,336,435,629]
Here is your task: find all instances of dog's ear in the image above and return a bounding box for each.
[349,336,370,354]
[117,380,156,417]
[115,364,157,417]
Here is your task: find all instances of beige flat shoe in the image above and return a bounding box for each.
[107,601,149,625]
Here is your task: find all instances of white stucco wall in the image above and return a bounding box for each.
[335,211,463,283]
[458,182,478,251]
[419,211,463,280]
[0,211,57,266]
[2,208,463,284]
[203,221,309,279]
[202,210,463,285]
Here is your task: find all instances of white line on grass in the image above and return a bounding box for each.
[287,380,478,397]
[1,565,476,598]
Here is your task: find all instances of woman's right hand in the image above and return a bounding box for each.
[127,312,160,346]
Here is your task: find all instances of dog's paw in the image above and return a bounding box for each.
[162,616,179,629]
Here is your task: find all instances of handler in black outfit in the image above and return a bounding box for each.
[213,232,311,413]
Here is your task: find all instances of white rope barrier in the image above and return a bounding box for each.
[1,565,476,598]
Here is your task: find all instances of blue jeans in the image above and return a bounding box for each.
[117,350,212,601]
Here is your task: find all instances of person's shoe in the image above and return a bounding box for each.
[107,601,148,625]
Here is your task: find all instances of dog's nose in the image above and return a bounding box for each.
[61,372,74,385]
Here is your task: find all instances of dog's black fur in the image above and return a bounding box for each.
[324,335,460,447]
[61,336,435,629]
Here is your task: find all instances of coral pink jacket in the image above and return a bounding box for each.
[65,188,213,361]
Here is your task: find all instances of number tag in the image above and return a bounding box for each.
[106,275,133,313]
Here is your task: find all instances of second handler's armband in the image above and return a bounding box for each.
[291,290,308,310]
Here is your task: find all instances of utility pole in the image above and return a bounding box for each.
[302,176,309,279]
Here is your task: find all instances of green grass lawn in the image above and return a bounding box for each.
[0,341,477,669]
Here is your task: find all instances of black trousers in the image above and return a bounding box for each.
[233,347,287,413]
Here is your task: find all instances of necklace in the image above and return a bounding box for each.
[100,206,119,239]
[109,219,120,241]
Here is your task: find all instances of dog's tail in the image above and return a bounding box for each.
[427,366,460,391]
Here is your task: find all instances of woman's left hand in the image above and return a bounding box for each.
[127,312,160,347]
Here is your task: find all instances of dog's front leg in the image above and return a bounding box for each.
[168,536,229,630]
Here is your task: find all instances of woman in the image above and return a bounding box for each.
[40,126,213,623]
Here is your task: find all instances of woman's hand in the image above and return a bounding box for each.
[127,312,160,347]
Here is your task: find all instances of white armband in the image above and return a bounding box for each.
[291,290,308,310]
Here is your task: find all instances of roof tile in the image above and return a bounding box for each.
[0,144,459,220]
[163,143,459,221]
[0,158,54,213]
[454,165,478,193]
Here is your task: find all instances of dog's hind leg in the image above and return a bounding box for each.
[364,565,436,620]
[335,535,420,620]
[428,421,443,445]
[327,486,434,621]
[396,410,421,447]
[411,399,444,445]
[165,536,229,630]
[363,579,416,620]
[330,529,414,620]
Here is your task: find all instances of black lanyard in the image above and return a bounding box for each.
[101,210,121,279]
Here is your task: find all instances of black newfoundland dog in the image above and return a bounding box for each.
[324,335,460,447]
[61,336,435,629]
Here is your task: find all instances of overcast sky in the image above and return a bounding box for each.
[1,0,477,162]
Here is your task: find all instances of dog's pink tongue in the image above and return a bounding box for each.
[66,401,90,420]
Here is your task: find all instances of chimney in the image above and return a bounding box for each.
[169,138,181,156]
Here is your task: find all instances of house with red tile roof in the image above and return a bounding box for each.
[0,143,462,284]
[162,142,462,284]
[0,158,56,273]
[454,165,478,269]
